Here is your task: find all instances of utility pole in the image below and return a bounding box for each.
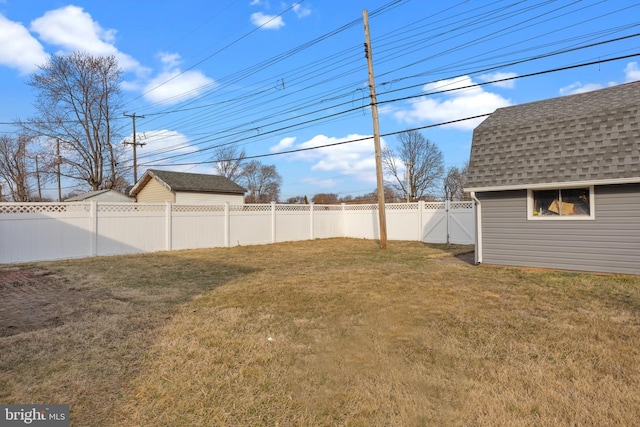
[56,139,62,202]
[123,113,146,183]
[363,9,388,249]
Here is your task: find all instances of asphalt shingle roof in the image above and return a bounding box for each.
[132,169,245,195]
[65,189,132,202]
[466,81,640,191]
[65,189,112,201]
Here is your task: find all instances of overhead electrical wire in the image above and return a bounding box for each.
[124,0,309,107]
[129,0,636,157]
[132,0,405,116]
[130,30,640,165]
[139,51,640,168]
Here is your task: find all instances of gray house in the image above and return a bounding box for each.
[465,81,640,275]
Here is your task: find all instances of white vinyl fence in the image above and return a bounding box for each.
[0,201,475,264]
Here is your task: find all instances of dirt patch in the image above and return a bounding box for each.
[0,267,108,337]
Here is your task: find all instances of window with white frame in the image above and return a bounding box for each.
[528,187,594,219]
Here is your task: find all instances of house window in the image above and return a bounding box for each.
[528,187,594,220]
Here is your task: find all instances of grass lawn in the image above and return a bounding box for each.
[1,238,639,426]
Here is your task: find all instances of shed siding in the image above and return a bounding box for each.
[479,184,640,275]
[136,179,175,203]
[175,192,244,205]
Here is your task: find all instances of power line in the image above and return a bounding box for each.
[139,51,640,168]
[134,49,640,168]
[128,4,639,160]
[124,1,309,108]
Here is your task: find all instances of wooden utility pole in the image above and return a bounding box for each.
[363,9,388,249]
[123,113,146,183]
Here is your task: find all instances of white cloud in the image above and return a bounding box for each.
[129,129,194,151]
[0,14,49,74]
[559,82,605,96]
[478,72,518,89]
[394,75,512,130]
[251,12,285,29]
[128,130,220,176]
[143,52,215,104]
[29,5,146,76]
[624,62,640,82]
[143,70,215,104]
[158,52,182,69]
[270,136,296,152]
[293,3,312,18]
[130,129,198,166]
[278,133,385,185]
[423,75,481,94]
[557,63,639,96]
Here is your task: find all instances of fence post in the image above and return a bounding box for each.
[90,201,97,257]
[271,201,277,243]
[445,199,450,244]
[309,202,315,240]
[418,200,424,242]
[224,202,230,247]
[165,202,172,251]
[341,203,346,237]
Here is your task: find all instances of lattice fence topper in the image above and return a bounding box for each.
[386,203,419,211]
[275,204,310,212]
[423,202,447,210]
[0,203,90,214]
[451,201,474,209]
[172,204,226,213]
[231,204,272,212]
[311,204,343,211]
[344,204,378,211]
[97,203,166,213]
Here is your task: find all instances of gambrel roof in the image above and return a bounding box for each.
[466,81,640,192]
[129,169,246,196]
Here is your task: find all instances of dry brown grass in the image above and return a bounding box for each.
[1,238,639,426]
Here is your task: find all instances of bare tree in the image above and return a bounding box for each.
[382,131,444,201]
[352,186,403,203]
[212,143,246,182]
[443,163,470,201]
[0,134,33,201]
[240,160,282,203]
[312,193,339,204]
[20,52,125,191]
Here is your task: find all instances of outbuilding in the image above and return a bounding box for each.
[465,81,640,275]
[130,169,246,204]
[65,189,134,203]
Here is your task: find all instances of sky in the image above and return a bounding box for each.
[1,0,639,201]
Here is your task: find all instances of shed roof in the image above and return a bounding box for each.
[466,81,640,192]
[65,189,132,202]
[129,169,246,196]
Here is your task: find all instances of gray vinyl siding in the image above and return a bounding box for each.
[478,184,640,275]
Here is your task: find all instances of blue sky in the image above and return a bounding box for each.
[1,0,639,200]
